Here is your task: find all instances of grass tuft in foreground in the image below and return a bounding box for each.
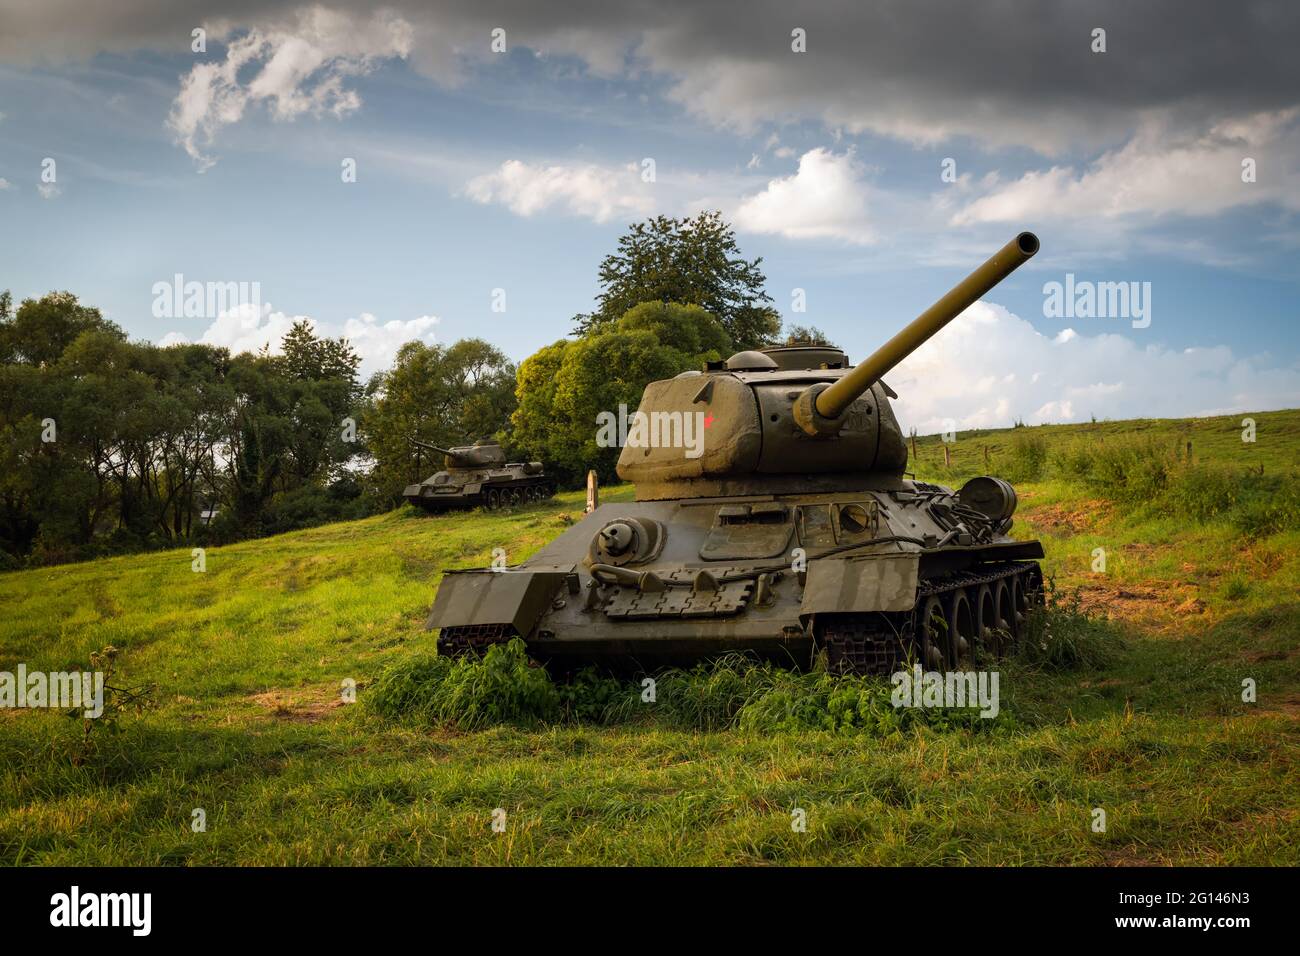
[364,598,1125,737]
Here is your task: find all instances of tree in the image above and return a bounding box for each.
[573,212,779,350]
[0,291,125,366]
[779,324,835,347]
[515,302,731,482]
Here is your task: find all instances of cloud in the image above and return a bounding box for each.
[733,148,874,243]
[37,183,60,199]
[340,312,439,373]
[887,301,1300,434]
[0,178,11,190]
[159,302,308,355]
[953,110,1300,226]
[159,302,436,375]
[464,158,654,223]
[8,2,1299,157]
[167,7,413,170]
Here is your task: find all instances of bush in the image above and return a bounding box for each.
[1231,474,1300,536]
[1003,433,1048,482]
[1086,438,1170,501]
[1167,466,1239,521]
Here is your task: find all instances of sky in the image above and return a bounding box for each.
[1,0,1298,433]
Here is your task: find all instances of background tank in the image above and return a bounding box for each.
[426,233,1046,674]
[403,438,555,512]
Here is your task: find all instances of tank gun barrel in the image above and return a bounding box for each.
[409,438,454,456]
[795,231,1039,436]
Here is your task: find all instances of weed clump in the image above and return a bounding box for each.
[1015,582,1125,671]
[365,639,561,728]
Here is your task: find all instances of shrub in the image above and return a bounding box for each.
[1167,466,1239,521]
[1003,433,1048,482]
[1231,474,1300,537]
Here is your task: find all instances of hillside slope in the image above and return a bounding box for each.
[1,412,1297,865]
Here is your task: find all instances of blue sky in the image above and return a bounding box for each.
[1,1,1298,431]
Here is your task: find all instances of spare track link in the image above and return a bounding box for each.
[820,561,1042,676]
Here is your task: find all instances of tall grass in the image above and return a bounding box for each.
[1047,437,1299,532]
[365,599,1126,736]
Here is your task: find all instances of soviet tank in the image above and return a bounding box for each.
[403,438,555,512]
[426,233,1045,674]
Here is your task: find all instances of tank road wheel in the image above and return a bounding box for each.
[1024,565,1046,608]
[508,487,522,508]
[485,489,501,510]
[1008,573,1027,638]
[915,595,948,671]
[946,589,976,669]
[993,574,1013,650]
[972,584,999,660]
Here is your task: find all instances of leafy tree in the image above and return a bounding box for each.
[779,324,835,347]
[573,212,779,350]
[515,301,731,482]
[0,291,125,366]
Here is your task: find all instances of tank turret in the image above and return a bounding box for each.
[411,438,507,469]
[617,232,1038,500]
[425,233,1047,675]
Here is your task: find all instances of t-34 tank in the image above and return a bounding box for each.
[403,439,555,512]
[426,233,1045,673]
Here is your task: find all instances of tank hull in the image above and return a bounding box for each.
[427,485,1044,674]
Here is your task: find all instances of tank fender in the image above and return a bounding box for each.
[799,552,920,617]
[426,564,576,636]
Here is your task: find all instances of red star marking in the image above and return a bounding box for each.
[703,413,715,428]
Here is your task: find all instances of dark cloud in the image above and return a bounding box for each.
[2,0,1297,151]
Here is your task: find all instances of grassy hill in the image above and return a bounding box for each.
[1,411,1297,865]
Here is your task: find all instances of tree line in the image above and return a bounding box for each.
[1,212,824,568]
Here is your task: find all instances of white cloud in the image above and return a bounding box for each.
[159,302,437,376]
[37,183,60,199]
[168,7,413,171]
[733,148,874,244]
[464,158,654,223]
[159,302,308,356]
[340,312,439,373]
[887,301,1300,434]
[953,110,1300,226]
[0,178,11,190]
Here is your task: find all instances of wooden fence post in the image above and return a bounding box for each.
[585,470,599,514]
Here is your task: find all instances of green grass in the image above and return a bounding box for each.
[1,412,1298,865]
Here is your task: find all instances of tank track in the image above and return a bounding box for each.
[819,561,1043,676]
[437,623,517,657]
